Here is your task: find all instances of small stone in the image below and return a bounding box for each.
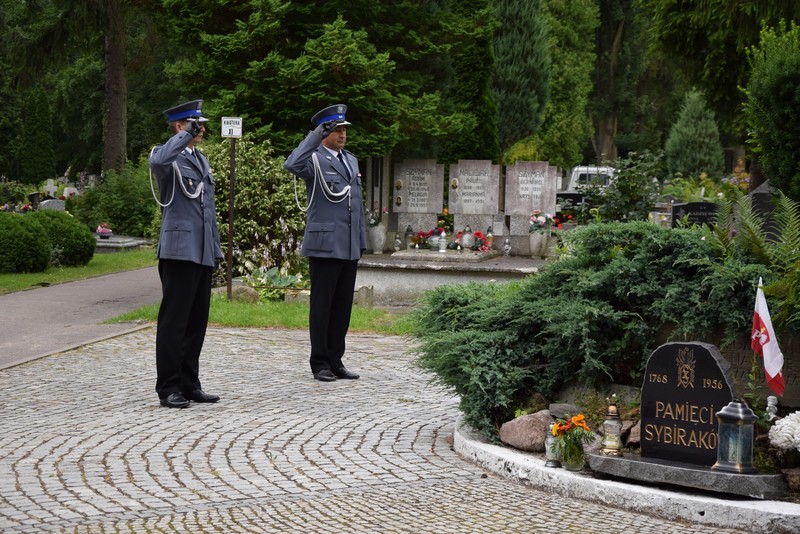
[499,410,553,453]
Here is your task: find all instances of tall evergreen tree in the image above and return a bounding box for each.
[440,0,500,162]
[158,0,473,159]
[492,0,550,161]
[744,21,800,201]
[17,88,56,186]
[14,0,135,172]
[664,89,724,178]
[509,0,598,170]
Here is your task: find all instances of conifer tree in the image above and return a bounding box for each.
[664,89,724,178]
[17,88,56,186]
[492,0,550,160]
[440,0,500,162]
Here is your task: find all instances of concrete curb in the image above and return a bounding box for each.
[453,415,800,534]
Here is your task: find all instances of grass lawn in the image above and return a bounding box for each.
[0,248,157,295]
[1,246,411,335]
[112,294,413,336]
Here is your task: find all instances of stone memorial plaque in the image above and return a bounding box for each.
[39,199,65,211]
[721,333,799,408]
[393,160,444,214]
[671,202,718,228]
[504,161,557,217]
[641,342,734,467]
[448,160,500,215]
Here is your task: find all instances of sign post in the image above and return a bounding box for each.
[221,117,243,300]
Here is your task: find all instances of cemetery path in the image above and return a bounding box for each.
[0,266,160,370]
[0,266,796,532]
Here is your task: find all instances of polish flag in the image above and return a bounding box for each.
[751,277,785,396]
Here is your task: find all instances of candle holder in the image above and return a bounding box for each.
[600,394,623,456]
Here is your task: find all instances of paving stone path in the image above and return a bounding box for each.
[0,327,746,533]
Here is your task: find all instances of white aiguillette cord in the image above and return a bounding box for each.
[294,151,351,212]
[149,146,204,208]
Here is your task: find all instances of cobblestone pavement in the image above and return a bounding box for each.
[0,327,747,533]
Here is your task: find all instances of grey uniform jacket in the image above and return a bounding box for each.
[149,130,224,268]
[284,130,367,260]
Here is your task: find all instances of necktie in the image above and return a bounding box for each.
[337,152,352,180]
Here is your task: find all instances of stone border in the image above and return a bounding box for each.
[453,415,800,533]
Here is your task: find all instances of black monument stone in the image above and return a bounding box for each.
[640,342,735,467]
[670,201,718,228]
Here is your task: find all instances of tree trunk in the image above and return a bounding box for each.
[592,15,625,163]
[103,0,127,172]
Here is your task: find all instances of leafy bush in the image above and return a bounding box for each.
[71,158,159,237]
[0,182,31,207]
[706,189,800,331]
[576,150,664,223]
[203,136,307,282]
[0,212,50,273]
[411,221,767,440]
[28,210,95,267]
[744,21,800,201]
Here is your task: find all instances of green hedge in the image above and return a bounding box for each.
[28,210,95,267]
[410,221,771,440]
[0,212,51,273]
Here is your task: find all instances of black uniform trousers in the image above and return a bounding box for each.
[308,257,358,373]
[155,258,213,398]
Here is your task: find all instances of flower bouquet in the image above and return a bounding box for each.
[366,206,387,228]
[96,223,113,239]
[453,229,491,252]
[529,209,556,234]
[551,414,596,471]
[769,411,800,467]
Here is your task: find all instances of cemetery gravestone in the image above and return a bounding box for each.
[448,160,500,215]
[671,202,717,228]
[640,342,734,467]
[393,160,444,214]
[504,161,558,217]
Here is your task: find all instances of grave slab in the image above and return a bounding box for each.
[588,453,788,500]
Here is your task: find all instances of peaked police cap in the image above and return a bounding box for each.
[163,99,209,122]
[310,104,351,127]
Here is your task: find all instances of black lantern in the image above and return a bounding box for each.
[711,399,758,474]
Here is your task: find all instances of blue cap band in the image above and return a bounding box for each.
[169,109,203,121]
[314,113,346,125]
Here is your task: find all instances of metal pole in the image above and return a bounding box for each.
[226,138,236,300]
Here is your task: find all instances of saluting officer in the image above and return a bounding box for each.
[284,104,366,382]
[149,100,223,408]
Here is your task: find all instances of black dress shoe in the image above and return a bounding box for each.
[313,369,338,382]
[160,392,190,408]
[184,389,220,403]
[333,367,360,379]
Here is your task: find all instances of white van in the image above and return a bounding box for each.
[564,165,616,192]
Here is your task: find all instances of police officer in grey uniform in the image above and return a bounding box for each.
[284,104,366,382]
[149,100,224,408]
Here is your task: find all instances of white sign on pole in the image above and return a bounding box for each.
[221,117,243,138]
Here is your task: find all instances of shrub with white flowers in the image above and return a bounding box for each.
[768,411,800,452]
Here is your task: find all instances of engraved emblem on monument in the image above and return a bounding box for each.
[676,348,696,389]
